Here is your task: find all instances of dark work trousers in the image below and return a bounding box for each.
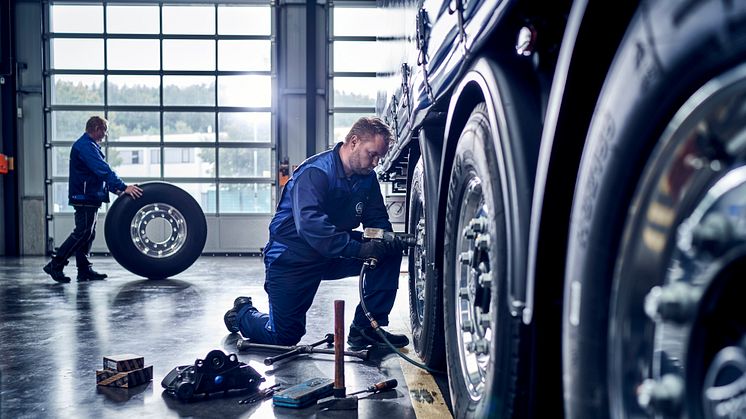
[238,248,403,345]
[53,205,99,269]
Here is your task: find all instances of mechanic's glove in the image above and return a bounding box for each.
[385,237,409,256]
[357,241,388,261]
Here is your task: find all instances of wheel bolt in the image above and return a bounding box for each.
[691,212,733,257]
[459,287,469,298]
[644,282,700,324]
[461,319,474,333]
[459,251,473,265]
[468,217,488,233]
[475,234,490,250]
[637,374,684,416]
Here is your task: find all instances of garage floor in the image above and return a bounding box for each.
[0,256,451,418]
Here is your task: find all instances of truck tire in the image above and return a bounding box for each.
[564,2,746,418]
[444,103,520,418]
[105,182,207,279]
[408,157,445,367]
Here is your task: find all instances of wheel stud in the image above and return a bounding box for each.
[475,234,490,250]
[459,251,473,265]
[461,319,474,333]
[644,282,700,324]
[637,374,684,416]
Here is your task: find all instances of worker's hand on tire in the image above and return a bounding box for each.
[123,184,143,199]
[357,241,388,261]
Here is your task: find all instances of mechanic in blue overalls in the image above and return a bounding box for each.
[224,117,409,349]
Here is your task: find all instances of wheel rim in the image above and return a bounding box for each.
[414,204,427,325]
[609,63,746,418]
[130,202,187,258]
[455,175,493,401]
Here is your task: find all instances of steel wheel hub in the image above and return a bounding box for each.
[130,203,187,258]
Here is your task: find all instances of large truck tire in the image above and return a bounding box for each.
[564,1,746,418]
[408,157,445,368]
[443,103,520,418]
[105,182,207,279]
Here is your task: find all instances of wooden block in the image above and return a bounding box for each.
[103,354,144,372]
[96,365,153,388]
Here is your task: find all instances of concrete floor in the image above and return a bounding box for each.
[0,256,446,418]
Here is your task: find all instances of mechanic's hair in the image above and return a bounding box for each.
[85,116,108,134]
[344,116,394,145]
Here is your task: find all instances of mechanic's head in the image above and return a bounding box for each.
[341,117,393,176]
[86,116,109,142]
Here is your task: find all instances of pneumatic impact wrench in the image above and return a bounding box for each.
[361,227,416,269]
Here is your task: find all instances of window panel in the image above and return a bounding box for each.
[219,183,271,214]
[52,146,70,177]
[107,146,160,177]
[333,41,381,73]
[51,39,104,70]
[107,5,159,34]
[52,182,73,213]
[218,148,271,178]
[218,40,271,71]
[163,147,215,178]
[51,4,103,33]
[107,112,160,142]
[333,7,379,37]
[51,111,94,142]
[332,112,371,144]
[172,183,216,214]
[108,75,160,106]
[163,5,215,35]
[218,112,270,143]
[218,76,271,107]
[163,76,215,106]
[163,40,215,71]
[218,5,271,35]
[164,112,216,142]
[107,39,160,70]
[52,75,104,106]
[333,77,379,107]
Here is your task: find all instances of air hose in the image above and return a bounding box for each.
[359,260,445,375]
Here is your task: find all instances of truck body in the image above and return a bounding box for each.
[374,0,746,417]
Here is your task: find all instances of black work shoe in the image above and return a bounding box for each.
[224,296,254,333]
[77,267,107,281]
[43,260,71,283]
[347,324,410,350]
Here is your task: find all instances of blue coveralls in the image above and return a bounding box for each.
[237,142,402,345]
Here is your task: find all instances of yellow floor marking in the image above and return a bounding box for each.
[399,351,452,419]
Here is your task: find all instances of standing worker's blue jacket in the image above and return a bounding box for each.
[265,142,391,263]
[68,132,127,207]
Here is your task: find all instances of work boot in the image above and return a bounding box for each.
[43,259,71,283]
[77,267,107,281]
[347,324,410,350]
[224,296,254,333]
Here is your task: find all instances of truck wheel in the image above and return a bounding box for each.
[564,2,746,418]
[408,157,445,367]
[104,182,207,279]
[443,103,520,418]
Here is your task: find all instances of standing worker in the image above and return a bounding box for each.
[224,117,409,349]
[43,116,143,283]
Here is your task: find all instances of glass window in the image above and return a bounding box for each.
[172,183,216,214]
[51,111,94,142]
[218,40,271,71]
[50,4,103,34]
[218,75,272,107]
[218,5,271,35]
[218,148,271,178]
[332,112,371,143]
[108,75,160,106]
[107,147,160,177]
[163,40,215,71]
[163,147,215,178]
[333,7,379,37]
[107,112,160,142]
[164,112,216,142]
[150,149,161,164]
[52,75,104,106]
[52,146,70,177]
[52,182,73,213]
[218,112,271,143]
[107,39,160,70]
[51,39,104,70]
[107,5,159,34]
[219,183,272,214]
[163,5,215,35]
[333,41,381,73]
[163,76,215,106]
[333,77,378,107]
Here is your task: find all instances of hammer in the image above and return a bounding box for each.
[317,300,358,411]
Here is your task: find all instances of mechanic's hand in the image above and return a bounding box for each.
[124,184,143,199]
[357,241,388,261]
[385,237,408,256]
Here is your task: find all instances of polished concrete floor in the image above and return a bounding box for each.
[0,256,445,418]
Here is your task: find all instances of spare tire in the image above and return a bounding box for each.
[104,182,207,279]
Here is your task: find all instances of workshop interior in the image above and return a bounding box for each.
[2,1,746,418]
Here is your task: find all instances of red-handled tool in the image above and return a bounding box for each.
[348,379,398,396]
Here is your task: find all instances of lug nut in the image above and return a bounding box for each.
[459,251,473,265]
[475,234,490,250]
[644,282,700,324]
[691,212,733,257]
[461,319,474,333]
[637,374,684,416]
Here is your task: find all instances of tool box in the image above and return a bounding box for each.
[272,377,334,408]
[96,354,152,388]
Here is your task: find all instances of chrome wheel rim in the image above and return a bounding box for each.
[130,203,187,258]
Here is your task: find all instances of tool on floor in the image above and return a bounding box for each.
[236,334,369,365]
[347,378,398,397]
[272,377,334,408]
[96,354,153,388]
[238,383,282,405]
[317,300,358,411]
